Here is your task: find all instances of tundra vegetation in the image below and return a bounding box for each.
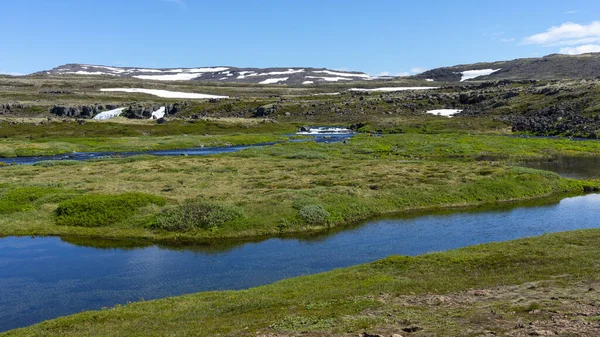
[2,73,600,335]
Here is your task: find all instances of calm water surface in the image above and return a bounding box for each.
[520,155,600,179]
[2,193,600,332]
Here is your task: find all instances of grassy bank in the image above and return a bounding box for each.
[4,229,600,336]
[0,118,295,158]
[1,134,599,243]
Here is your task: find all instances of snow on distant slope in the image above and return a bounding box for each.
[305,76,353,82]
[259,77,289,84]
[349,87,438,92]
[460,69,501,82]
[186,67,229,73]
[312,70,372,79]
[45,64,374,85]
[133,73,202,81]
[100,88,229,99]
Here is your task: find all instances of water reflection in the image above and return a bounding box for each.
[519,155,600,179]
[2,193,599,332]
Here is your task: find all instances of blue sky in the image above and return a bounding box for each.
[2,0,600,75]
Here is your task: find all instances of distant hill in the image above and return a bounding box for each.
[38,64,374,85]
[412,53,600,82]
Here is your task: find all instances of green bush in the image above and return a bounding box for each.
[150,200,243,231]
[298,205,330,225]
[0,186,63,214]
[55,192,166,227]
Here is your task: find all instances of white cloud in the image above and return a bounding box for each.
[410,67,427,74]
[375,67,427,78]
[565,10,578,14]
[500,37,516,43]
[0,70,24,76]
[523,21,600,46]
[559,44,600,55]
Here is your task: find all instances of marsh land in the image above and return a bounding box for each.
[2,66,600,336]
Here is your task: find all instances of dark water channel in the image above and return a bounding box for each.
[519,155,600,179]
[2,193,600,332]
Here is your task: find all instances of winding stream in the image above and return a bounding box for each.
[2,193,600,332]
[0,129,353,165]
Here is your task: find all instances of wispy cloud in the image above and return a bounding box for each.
[376,67,427,77]
[500,37,516,43]
[559,44,600,55]
[0,70,24,76]
[565,10,579,14]
[521,21,600,55]
[522,21,600,46]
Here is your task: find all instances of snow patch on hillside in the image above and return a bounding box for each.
[150,107,166,119]
[312,70,371,78]
[93,108,125,120]
[259,77,289,84]
[306,76,353,82]
[349,87,438,92]
[426,109,462,117]
[460,69,501,82]
[133,73,201,81]
[100,88,229,99]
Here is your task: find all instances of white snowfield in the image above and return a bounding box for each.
[426,109,462,117]
[62,66,230,81]
[133,73,202,81]
[305,76,353,82]
[312,70,372,79]
[426,79,434,82]
[460,69,501,82]
[93,108,125,120]
[73,71,116,76]
[349,87,438,92]
[259,77,289,84]
[302,81,314,85]
[150,107,166,119]
[100,88,229,99]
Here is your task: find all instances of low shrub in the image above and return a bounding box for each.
[149,200,243,231]
[55,192,166,227]
[298,205,330,225]
[0,186,63,214]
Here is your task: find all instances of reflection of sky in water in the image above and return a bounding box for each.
[1,193,600,332]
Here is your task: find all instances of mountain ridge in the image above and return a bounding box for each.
[38,64,376,85]
[412,53,600,82]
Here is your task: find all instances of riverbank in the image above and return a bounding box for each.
[1,133,600,244]
[4,228,600,336]
[0,118,296,158]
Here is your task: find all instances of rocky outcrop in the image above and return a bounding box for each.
[49,105,117,118]
[122,102,188,119]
